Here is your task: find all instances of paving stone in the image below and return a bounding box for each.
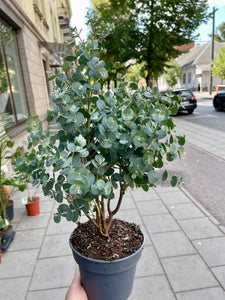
[135,246,163,277]
[136,200,168,216]
[193,237,225,267]
[40,200,54,213]
[167,203,205,220]
[219,225,225,234]
[130,188,159,201]
[8,229,45,251]
[116,209,142,225]
[30,256,77,290]
[211,266,225,290]
[128,275,176,300]
[143,214,180,234]
[46,215,76,235]
[178,218,223,240]
[39,233,72,258]
[140,225,152,246]
[0,249,38,278]
[151,231,196,258]
[17,213,50,230]
[111,194,136,210]
[176,287,225,300]
[159,191,190,205]
[27,288,68,300]
[155,186,180,193]
[0,277,30,300]
[161,254,218,292]
[11,208,25,223]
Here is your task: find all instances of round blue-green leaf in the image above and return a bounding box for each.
[103,181,112,196]
[96,179,105,191]
[151,105,169,121]
[99,68,108,80]
[94,82,101,91]
[97,99,105,110]
[122,108,134,121]
[67,143,76,152]
[148,170,159,184]
[133,132,146,147]
[69,184,83,196]
[95,155,105,164]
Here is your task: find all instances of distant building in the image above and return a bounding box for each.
[0,0,72,146]
[158,41,225,91]
[174,42,194,53]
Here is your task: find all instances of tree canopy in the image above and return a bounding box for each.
[89,0,210,86]
[214,22,225,42]
[212,46,225,80]
[164,60,182,88]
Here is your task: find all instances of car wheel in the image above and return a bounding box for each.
[214,97,222,111]
[187,109,194,114]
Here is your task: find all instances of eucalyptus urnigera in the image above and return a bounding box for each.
[17,38,185,237]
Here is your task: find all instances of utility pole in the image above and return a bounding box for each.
[209,7,215,95]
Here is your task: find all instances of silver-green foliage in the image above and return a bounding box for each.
[17,38,185,233]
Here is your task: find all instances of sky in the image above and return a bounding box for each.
[70,0,225,44]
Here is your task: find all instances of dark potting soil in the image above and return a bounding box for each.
[70,219,143,261]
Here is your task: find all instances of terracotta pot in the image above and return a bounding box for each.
[1,185,10,198]
[26,197,40,216]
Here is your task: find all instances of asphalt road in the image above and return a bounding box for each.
[164,98,225,226]
[175,97,225,132]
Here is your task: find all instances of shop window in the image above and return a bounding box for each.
[0,19,28,125]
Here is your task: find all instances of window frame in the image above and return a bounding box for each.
[0,16,30,129]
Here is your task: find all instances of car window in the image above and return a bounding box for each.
[173,90,192,97]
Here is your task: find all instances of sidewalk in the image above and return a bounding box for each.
[193,91,216,100]
[1,123,225,299]
[1,186,225,299]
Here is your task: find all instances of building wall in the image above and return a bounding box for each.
[0,0,72,149]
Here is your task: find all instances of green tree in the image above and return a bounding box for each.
[209,22,225,42]
[164,60,182,88]
[89,0,210,87]
[212,46,225,79]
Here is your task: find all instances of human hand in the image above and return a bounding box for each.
[66,272,88,300]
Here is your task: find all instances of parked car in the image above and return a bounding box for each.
[161,89,197,114]
[213,91,225,111]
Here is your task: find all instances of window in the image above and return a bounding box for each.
[182,73,186,84]
[188,72,191,83]
[0,19,29,124]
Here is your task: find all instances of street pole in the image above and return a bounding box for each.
[209,7,215,95]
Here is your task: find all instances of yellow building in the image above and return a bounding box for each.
[0,0,72,145]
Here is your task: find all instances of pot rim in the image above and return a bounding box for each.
[69,229,145,264]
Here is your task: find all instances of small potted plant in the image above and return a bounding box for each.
[13,148,40,216]
[21,37,185,300]
[0,119,26,251]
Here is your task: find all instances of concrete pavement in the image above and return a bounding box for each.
[1,116,225,299]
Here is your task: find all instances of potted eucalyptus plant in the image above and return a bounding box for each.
[13,149,40,216]
[19,37,185,300]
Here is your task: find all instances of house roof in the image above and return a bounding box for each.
[176,41,225,69]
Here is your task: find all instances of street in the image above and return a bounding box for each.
[175,97,225,132]
[164,97,225,226]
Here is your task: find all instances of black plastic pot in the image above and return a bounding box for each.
[69,232,144,300]
[6,200,14,221]
[0,225,15,252]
